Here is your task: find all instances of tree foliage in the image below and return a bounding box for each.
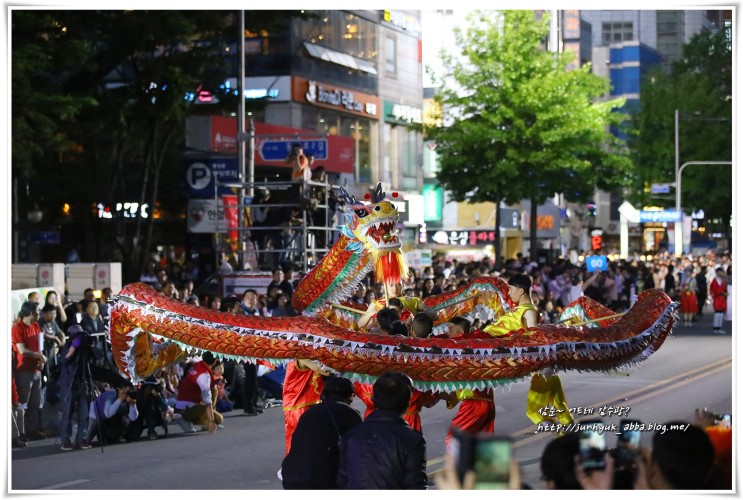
[426,10,631,262]
[627,27,732,223]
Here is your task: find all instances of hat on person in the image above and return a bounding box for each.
[508,273,532,292]
[321,376,355,401]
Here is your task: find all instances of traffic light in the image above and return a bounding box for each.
[587,203,597,218]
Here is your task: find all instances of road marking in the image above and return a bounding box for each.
[39,479,91,490]
[426,356,732,472]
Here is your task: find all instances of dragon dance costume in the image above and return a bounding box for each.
[282,361,324,455]
[108,183,678,459]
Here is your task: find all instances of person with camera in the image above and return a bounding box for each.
[55,325,93,450]
[12,301,47,443]
[130,375,172,440]
[85,380,140,445]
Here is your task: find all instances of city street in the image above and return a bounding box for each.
[10,317,732,492]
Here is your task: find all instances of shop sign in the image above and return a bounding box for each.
[383,101,422,125]
[639,209,682,223]
[431,230,497,247]
[293,76,379,119]
[383,10,421,36]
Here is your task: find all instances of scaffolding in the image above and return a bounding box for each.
[212,177,338,273]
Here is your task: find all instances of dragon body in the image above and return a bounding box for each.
[109,184,679,391]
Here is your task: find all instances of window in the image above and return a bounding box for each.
[298,11,378,63]
[601,21,634,45]
[385,36,397,76]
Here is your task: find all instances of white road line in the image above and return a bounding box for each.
[39,479,91,490]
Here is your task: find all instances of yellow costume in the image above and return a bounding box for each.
[482,303,537,337]
[397,296,424,315]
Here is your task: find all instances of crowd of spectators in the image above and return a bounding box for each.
[11,246,732,490]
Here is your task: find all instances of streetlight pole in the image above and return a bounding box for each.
[675,160,732,254]
[673,109,731,257]
[673,109,680,257]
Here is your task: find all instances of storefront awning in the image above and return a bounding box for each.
[303,42,378,75]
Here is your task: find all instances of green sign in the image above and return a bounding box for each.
[383,100,423,125]
[422,183,443,221]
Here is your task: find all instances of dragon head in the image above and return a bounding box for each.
[338,183,401,252]
[337,183,408,286]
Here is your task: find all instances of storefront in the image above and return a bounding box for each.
[381,100,423,191]
[291,76,380,185]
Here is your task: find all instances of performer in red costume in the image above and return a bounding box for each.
[444,388,495,449]
[709,267,728,334]
[354,381,439,432]
[442,317,496,449]
[282,359,328,454]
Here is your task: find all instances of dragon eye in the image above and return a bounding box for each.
[354,209,369,218]
[374,205,381,211]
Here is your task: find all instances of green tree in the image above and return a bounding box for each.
[628,27,732,234]
[426,11,630,263]
[12,10,311,275]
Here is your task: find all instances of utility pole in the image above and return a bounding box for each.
[238,10,247,269]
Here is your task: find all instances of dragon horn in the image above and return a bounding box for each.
[370,183,385,203]
[339,186,358,205]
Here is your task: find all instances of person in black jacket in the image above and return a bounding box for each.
[337,372,428,489]
[281,376,362,489]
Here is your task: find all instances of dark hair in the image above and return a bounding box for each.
[388,321,409,336]
[411,312,434,338]
[376,307,400,332]
[202,351,215,365]
[322,376,354,401]
[509,273,532,292]
[449,316,471,334]
[220,296,240,313]
[19,301,38,318]
[372,372,413,414]
[41,303,56,313]
[388,297,403,309]
[242,289,258,298]
[651,422,715,489]
[540,433,582,489]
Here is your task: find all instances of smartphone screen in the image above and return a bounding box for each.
[473,436,512,489]
[579,421,606,471]
[616,419,642,468]
[715,414,732,428]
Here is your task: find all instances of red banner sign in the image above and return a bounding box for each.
[209,116,354,174]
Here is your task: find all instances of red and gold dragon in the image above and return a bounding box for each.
[109,184,679,392]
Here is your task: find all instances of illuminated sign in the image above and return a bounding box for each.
[225,76,291,101]
[383,101,423,125]
[431,230,498,246]
[383,10,421,36]
[591,229,603,251]
[96,202,149,219]
[293,77,380,119]
[639,209,682,223]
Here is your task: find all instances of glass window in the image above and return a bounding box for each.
[385,36,397,76]
[298,11,378,64]
[602,21,634,44]
[341,117,371,183]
